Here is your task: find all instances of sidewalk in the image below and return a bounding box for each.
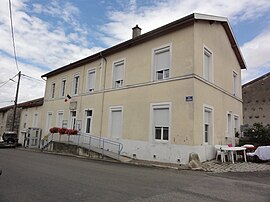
[202,160,270,173]
[18,147,270,173]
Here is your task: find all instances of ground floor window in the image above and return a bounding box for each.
[70,111,76,130]
[110,107,123,138]
[204,107,213,144]
[46,112,53,132]
[152,104,170,141]
[85,109,92,133]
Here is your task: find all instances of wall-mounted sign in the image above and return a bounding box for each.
[186,96,193,102]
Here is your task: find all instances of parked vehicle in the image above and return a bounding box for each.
[2,131,18,145]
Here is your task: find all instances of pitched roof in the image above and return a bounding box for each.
[242,71,270,88]
[0,98,44,112]
[42,13,246,78]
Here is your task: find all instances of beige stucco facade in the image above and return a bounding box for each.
[40,15,244,164]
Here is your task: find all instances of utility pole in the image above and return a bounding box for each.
[11,71,21,132]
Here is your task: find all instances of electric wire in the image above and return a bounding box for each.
[0,73,19,88]
[21,74,45,83]
[8,0,20,72]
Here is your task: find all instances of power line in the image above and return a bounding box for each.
[8,0,20,72]
[0,73,19,88]
[21,74,45,83]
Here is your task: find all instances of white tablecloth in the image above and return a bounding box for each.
[247,146,270,161]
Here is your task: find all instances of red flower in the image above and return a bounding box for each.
[58,128,67,135]
[49,127,59,133]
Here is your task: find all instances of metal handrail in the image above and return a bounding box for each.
[40,132,123,159]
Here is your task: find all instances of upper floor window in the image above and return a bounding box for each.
[233,71,238,96]
[60,79,66,97]
[153,45,171,80]
[112,60,124,88]
[87,69,96,92]
[203,47,213,82]
[51,83,56,98]
[72,74,80,95]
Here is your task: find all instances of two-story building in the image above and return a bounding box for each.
[40,13,246,164]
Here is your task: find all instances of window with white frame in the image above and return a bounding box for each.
[70,111,76,130]
[153,46,171,80]
[51,83,56,98]
[60,79,66,97]
[84,109,92,133]
[204,107,213,144]
[46,112,52,132]
[233,71,238,96]
[152,104,170,141]
[110,107,123,138]
[203,47,213,82]
[33,113,38,128]
[72,74,80,95]
[227,113,232,138]
[112,61,124,88]
[234,115,240,135]
[56,111,64,128]
[87,69,96,92]
[23,113,28,129]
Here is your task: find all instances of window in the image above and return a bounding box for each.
[60,79,66,97]
[233,71,238,96]
[23,114,28,129]
[84,109,92,133]
[204,107,213,144]
[51,83,56,98]
[234,115,240,135]
[46,112,53,132]
[203,47,213,82]
[110,107,123,138]
[70,111,76,130]
[72,74,80,95]
[112,60,124,88]
[227,113,232,138]
[153,45,171,80]
[152,104,170,141]
[56,111,64,128]
[87,70,96,92]
[33,113,38,128]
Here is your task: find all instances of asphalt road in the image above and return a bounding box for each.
[0,149,270,202]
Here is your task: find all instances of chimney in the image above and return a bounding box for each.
[132,25,141,38]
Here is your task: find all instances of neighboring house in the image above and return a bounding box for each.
[41,13,245,164]
[243,72,270,127]
[0,98,44,143]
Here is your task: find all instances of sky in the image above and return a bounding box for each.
[0,0,270,108]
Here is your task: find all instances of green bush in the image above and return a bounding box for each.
[240,123,270,146]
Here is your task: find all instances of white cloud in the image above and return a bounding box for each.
[0,0,103,107]
[100,0,270,85]
[0,53,46,108]
[241,30,270,84]
[100,0,270,46]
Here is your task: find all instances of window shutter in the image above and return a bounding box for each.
[204,110,210,124]
[155,49,170,71]
[154,108,169,126]
[88,71,95,90]
[111,109,122,138]
[114,62,124,81]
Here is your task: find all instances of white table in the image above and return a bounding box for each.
[221,147,247,164]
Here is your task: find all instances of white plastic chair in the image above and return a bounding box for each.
[215,145,228,162]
